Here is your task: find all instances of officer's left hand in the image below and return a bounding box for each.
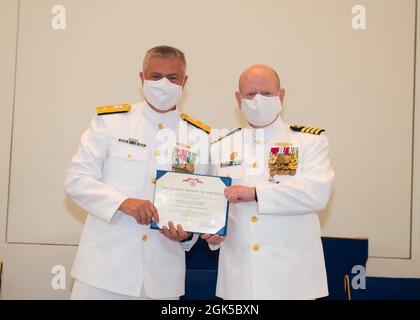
[224,185,256,203]
[161,221,192,242]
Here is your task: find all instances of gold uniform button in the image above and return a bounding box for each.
[252,244,260,252]
[127,154,133,159]
[142,235,148,241]
[252,162,259,169]
[155,150,161,157]
[151,177,156,184]
[251,215,258,223]
[158,123,164,130]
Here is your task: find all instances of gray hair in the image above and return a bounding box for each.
[143,45,187,73]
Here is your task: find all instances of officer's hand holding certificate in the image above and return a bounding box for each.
[151,170,231,235]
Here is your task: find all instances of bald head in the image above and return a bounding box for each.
[239,64,280,92]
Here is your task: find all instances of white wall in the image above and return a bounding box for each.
[1,0,419,299]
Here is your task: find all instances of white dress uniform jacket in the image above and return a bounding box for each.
[211,118,334,300]
[65,101,209,298]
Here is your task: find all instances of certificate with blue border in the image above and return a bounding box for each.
[150,170,231,236]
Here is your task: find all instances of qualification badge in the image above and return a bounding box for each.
[268,145,298,181]
[171,143,197,174]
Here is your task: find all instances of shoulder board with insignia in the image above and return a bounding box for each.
[290,125,325,135]
[211,128,242,145]
[180,113,211,134]
[96,104,131,116]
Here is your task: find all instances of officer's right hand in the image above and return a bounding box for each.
[118,198,159,225]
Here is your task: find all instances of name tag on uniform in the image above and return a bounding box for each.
[118,137,146,148]
[268,146,298,181]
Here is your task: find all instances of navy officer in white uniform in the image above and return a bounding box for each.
[204,64,334,300]
[65,46,210,300]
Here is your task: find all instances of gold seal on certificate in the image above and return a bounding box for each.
[150,170,231,235]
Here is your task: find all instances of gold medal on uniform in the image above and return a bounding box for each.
[268,145,298,181]
[220,151,243,168]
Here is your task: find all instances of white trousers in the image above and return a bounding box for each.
[70,280,180,300]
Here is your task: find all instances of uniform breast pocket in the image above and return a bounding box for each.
[104,142,149,192]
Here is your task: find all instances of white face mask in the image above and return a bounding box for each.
[241,94,282,127]
[143,77,183,111]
